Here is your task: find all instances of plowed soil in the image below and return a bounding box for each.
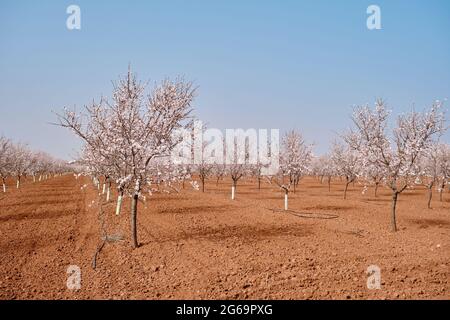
[0,175,449,300]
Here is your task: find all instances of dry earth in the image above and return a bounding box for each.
[0,175,449,299]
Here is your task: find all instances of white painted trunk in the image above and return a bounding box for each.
[231,186,235,200]
[102,183,106,194]
[33,175,36,183]
[39,175,42,182]
[16,179,20,189]
[106,186,111,202]
[284,193,288,211]
[115,194,123,215]
[2,183,5,193]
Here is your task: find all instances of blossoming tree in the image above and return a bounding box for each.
[345,99,445,231]
[57,68,196,248]
[0,136,12,193]
[330,141,360,200]
[272,130,313,210]
[420,143,450,207]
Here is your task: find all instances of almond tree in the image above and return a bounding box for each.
[208,163,223,189]
[312,154,335,192]
[225,137,252,200]
[346,99,445,231]
[364,161,384,197]
[421,143,450,206]
[197,149,213,193]
[330,141,360,199]
[267,170,290,211]
[212,137,226,187]
[420,144,442,208]
[436,144,450,202]
[1,137,71,193]
[0,136,12,193]
[36,153,54,181]
[79,145,117,203]
[311,156,324,183]
[51,158,72,176]
[187,126,213,193]
[272,130,313,210]
[149,159,197,194]
[29,151,52,183]
[227,163,246,201]
[58,68,195,248]
[280,131,313,194]
[10,143,32,189]
[27,153,38,183]
[251,162,265,191]
[250,134,275,191]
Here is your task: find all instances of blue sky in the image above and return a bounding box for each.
[0,0,449,159]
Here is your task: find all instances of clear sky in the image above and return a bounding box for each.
[0,0,449,160]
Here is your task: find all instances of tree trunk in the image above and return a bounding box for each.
[327,176,331,192]
[343,180,350,200]
[115,191,123,215]
[439,181,445,202]
[391,191,399,232]
[33,175,36,183]
[131,193,139,249]
[427,185,433,209]
[94,178,100,190]
[106,182,111,202]
[284,190,288,211]
[2,178,6,193]
[374,182,379,197]
[258,176,261,190]
[201,176,205,192]
[231,180,236,200]
[16,177,20,189]
[216,176,220,186]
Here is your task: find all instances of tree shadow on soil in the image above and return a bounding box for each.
[406,218,450,229]
[158,204,235,215]
[0,198,78,209]
[303,205,352,211]
[139,223,313,246]
[148,196,188,202]
[0,209,77,222]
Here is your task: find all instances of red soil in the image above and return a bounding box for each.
[0,175,449,300]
